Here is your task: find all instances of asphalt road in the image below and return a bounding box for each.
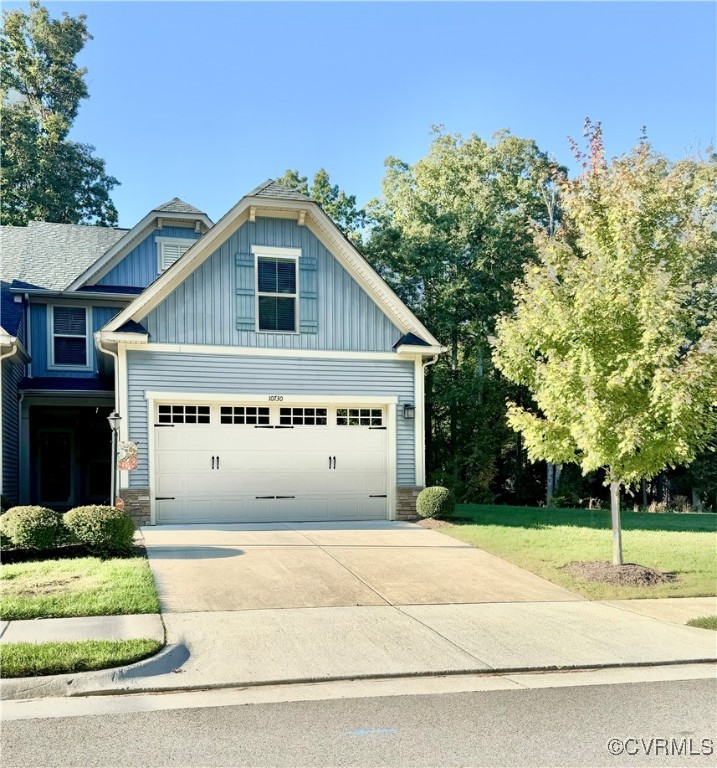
[3,679,716,767]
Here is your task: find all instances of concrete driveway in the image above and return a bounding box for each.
[140,521,579,613]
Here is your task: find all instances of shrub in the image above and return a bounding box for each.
[0,506,64,550]
[64,506,135,556]
[416,486,456,519]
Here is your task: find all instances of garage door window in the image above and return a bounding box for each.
[336,408,383,427]
[279,407,328,426]
[157,405,210,424]
[220,406,270,425]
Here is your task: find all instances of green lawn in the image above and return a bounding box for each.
[440,504,717,600]
[0,556,160,621]
[0,639,162,678]
[687,616,717,631]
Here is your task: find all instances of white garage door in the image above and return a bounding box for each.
[153,403,389,523]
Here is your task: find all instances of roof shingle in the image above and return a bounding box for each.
[153,198,207,215]
[248,179,313,202]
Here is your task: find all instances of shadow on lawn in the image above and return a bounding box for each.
[453,505,717,534]
[0,543,149,565]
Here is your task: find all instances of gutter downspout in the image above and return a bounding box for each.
[96,335,120,504]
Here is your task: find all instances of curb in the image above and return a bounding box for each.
[2,651,715,702]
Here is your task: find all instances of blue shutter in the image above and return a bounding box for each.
[236,252,255,331]
[299,253,318,334]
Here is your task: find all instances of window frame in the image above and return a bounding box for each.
[251,245,301,334]
[156,237,197,274]
[48,304,92,371]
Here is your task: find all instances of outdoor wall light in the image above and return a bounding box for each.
[403,403,416,420]
[107,411,122,431]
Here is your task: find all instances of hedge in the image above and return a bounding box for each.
[416,487,456,519]
[64,506,135,556]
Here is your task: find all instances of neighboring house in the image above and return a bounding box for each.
[1,181,444,525]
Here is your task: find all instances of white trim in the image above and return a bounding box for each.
[395,344,446,356]
[102,195,442,348]
[252,246,300,334]
[387,402,397,520]
[156,237,198,273]
[414,357,425,486]
[118,344,130,491]
[48,304,92,371]
[67,210,213,290]
[117,341,419,362]
[98,331,149,345]
[145,391,398,405]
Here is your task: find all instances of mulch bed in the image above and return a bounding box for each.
[564,560,678,587]
[416,518,456,529]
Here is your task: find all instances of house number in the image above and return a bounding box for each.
[268,395,284,402]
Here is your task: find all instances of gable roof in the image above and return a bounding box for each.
[2,221,128,291]
[67,199,213,291]
[154,197,208,215]
[102,181,444,351]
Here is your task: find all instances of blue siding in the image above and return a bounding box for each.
[1,318,26,505]
[29,303,123,377]
[126,351,415,488]
[98,227,201,288]
[143,218,401,352]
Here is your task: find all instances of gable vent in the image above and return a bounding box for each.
[160,242,192,272]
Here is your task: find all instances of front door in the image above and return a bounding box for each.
[38,429,73,506]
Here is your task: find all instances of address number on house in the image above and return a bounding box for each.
[268,395,284,402]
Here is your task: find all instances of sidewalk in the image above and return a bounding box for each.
[2,598,715,701]
[0,614,164,645]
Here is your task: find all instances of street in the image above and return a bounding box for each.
[3,676,716,767]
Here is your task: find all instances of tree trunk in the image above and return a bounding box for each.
[691,488,703,513]
[449,327,459,481]
[610,479,623,566]
[554,464,562,492]
[641,478,647,509]
[546,462,554,507]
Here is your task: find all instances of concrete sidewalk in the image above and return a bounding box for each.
[2,599,715,700]
[0,614,164,645]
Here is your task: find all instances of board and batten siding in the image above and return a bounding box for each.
[1,356,25,504]
[97,227,201,288]
[126,351,416,488]
[29,304,123,377]
[142,218,401,352]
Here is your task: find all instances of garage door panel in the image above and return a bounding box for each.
[154,408,389,524]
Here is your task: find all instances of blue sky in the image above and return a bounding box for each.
[8,2,716,227]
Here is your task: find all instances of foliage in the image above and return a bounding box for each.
[0,506,64,550]
[366,128,563,501]
[686,616,717,631]
[492,122,717,561]
[276,168,367,245]
[0,638,162,677]
[444,504,717,599]
[63,506,135,556]
[0,555,159,620]
[416,486,456,519]
[1,0,118,225]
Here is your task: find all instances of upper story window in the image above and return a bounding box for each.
[156,237,196,273]
[253,247,299,333]
[50,306,90,368]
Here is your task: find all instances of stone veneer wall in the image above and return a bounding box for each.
[396,486,423,521]
[119,488,151,527]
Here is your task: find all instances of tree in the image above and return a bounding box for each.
[492,121,717,564]
[366,128,563,500]
[1,0,118,225]
[276,168,367,245]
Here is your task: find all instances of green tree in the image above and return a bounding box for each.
[492,122,717,563]
[276,168,367,244]
[1,0,118,225]
[366,128,562,500]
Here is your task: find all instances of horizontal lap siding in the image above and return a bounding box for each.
[143,218,400,352]
[2,356,24,504]
[126,351,415,488]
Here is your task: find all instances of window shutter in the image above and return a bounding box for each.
[236,252,255,330]
[299,253,318,334]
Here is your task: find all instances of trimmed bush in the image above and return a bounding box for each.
[0,506,64,550]
[64,506,135,556]
[416,486,456,519]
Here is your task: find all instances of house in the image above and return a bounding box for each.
[1,181,444,525]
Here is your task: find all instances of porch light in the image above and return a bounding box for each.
[403,403,416,420]
[107,411,122,431]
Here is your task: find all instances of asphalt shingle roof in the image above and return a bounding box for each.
[249,179,313,202]
[153,198,208,215]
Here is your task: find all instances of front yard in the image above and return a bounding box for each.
[0,554,160,621]
[439,504,717,600]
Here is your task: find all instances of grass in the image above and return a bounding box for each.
[440,504,717,600]
[0,555,160,621]
[0,639,162,678]
[687,616,717,631]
